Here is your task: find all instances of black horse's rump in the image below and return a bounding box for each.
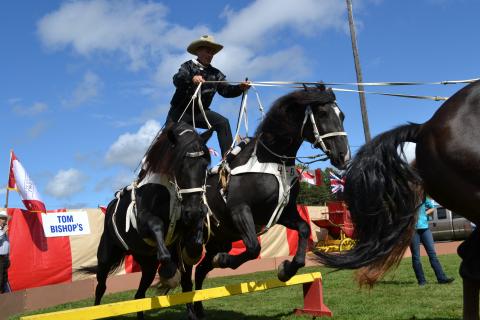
[312,79,480,318]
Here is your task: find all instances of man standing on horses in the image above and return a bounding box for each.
[166,35,250,157]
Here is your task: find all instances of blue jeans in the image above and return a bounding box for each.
[410,228,448,284]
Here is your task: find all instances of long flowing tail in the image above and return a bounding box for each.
[77,255,126,276]
[77,199,126,276]
[315,123,423,285]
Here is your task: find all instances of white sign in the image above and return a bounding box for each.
[41,211,91,237]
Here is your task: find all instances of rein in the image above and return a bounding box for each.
[203,79,480,101]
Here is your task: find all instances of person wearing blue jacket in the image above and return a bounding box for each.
[410,196,454,286]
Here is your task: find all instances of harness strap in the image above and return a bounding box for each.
[259,161,298,235]
[125,182,138,233]
[112,193,129,251]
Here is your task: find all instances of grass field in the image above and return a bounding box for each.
[13,254,463,319]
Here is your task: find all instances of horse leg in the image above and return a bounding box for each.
[94,234,125,305]
[189,243,230,320]
[143,217,180,288]
[277,206,311,282]
[459,229,480,320]
[463,278,480,320]
[213,205,260,269]
[181,264,198,320]
[133,254,159,320]
[136,184,179,287]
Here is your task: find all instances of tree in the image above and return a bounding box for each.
[297,168,333,205]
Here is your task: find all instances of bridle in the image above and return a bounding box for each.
[171,149,208,201]
[170,148,217,243]
[300,103,347,154]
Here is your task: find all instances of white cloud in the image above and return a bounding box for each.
[0,187,5,196]
[12,102,48,116]
[218,0,345,47]
[27,121,49,139]
[37,0,169,71]
[95,171,136,193]
[45,169,88,198]
[63,71,103,107]
[105,119,161,168]
[37,0,347,84]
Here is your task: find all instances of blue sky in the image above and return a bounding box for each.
[1,0,478,209]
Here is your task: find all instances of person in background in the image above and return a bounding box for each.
[166,35,250,157]
[410,195,454,286]
[0,211,11,293]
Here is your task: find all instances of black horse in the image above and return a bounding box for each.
[181,85,350,320]
[80,122,211,319]
[314,80,480,320]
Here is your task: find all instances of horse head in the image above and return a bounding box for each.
[299,85,350,170]
[166,124,212,228]
[165,124,212,264]
[144,122,212,265]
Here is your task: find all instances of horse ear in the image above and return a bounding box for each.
[167,129,177,147]
[316,81,326,91]
[200,128,214,143]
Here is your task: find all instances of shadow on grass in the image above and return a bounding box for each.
[378,280,417,285]
[103,305,295,320]
[408,318,460,320]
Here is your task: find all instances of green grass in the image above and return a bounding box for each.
[12,254,462,319]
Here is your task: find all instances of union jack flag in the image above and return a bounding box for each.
[329,171,345,194]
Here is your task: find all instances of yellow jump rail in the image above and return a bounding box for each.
[21,272,324,320]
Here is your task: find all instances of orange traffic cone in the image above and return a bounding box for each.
[294,278,332,317]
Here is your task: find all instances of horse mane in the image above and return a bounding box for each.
[141,122,209,178]
[254,87,336,144]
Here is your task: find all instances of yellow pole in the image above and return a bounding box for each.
[21,272,322,320]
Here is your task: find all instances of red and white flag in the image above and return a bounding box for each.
[8,151,46,212]
[296,168,322,186]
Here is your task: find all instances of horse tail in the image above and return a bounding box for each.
[75,241,125,275]
[77,255,126,276]
[77,199,127,276]
[314,123,423,286]
[77,265,99,275]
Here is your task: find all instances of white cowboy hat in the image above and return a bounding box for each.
[0,211,7,218]
[187,35,223,55]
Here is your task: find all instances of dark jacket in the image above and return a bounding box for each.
[169,60,244,120]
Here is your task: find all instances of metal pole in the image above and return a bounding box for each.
[346,0,371,142]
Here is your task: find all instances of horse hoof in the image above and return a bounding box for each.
[182,247,202,266]
[277,260,292,282]
[158,269,181,289]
